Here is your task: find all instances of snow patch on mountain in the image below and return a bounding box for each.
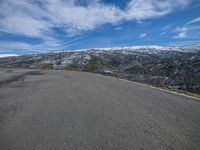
[0,54,18,58]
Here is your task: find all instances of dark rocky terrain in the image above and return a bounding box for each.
[0,45,200,93]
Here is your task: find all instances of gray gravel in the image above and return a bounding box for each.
[0,69,200,150]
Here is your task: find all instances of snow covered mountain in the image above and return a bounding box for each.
[0,45,200,93]
[0,54,18,58]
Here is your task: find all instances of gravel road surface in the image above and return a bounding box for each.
[0,69,200,150]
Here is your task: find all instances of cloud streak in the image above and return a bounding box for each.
[139,33,147,38]
[0,0,192,52]
[173,16,200,38]
[0,0,192,36]
[187,16,200,25]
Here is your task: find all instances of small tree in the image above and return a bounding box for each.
[182,63,199,92]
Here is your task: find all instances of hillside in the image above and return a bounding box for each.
[0,45,200,93]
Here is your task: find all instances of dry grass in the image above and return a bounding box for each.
[162,87,200,100]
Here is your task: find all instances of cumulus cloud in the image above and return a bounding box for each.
[0,0,192,51]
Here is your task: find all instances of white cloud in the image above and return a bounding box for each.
[0,42,33,50]
[173,32,187,38]
[139,33,147,38]
[187,17,200,25]
[162,24,172,31]
[115,27,122,31]
[125,0,191,20]
[0,0,192,52]
[0,38,65,53]
[48,1,122,33]
[173,16,200,38]
[173,27,188,38]
[161,24,173,35]
[0,16,50,38]
[0,0,123,38]
[173,25,200,39]
[0,0,192,36]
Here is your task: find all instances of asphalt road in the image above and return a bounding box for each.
[0,69,200,150]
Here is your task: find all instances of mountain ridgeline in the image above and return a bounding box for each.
[1,45,200,93]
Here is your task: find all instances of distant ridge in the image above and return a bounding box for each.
[0,44,200,94]
[0,54,18,58]
[1,45,200,57]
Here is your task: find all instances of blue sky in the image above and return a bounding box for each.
[0,0,200,54]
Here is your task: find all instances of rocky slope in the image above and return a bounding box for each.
[0,45,200,93]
